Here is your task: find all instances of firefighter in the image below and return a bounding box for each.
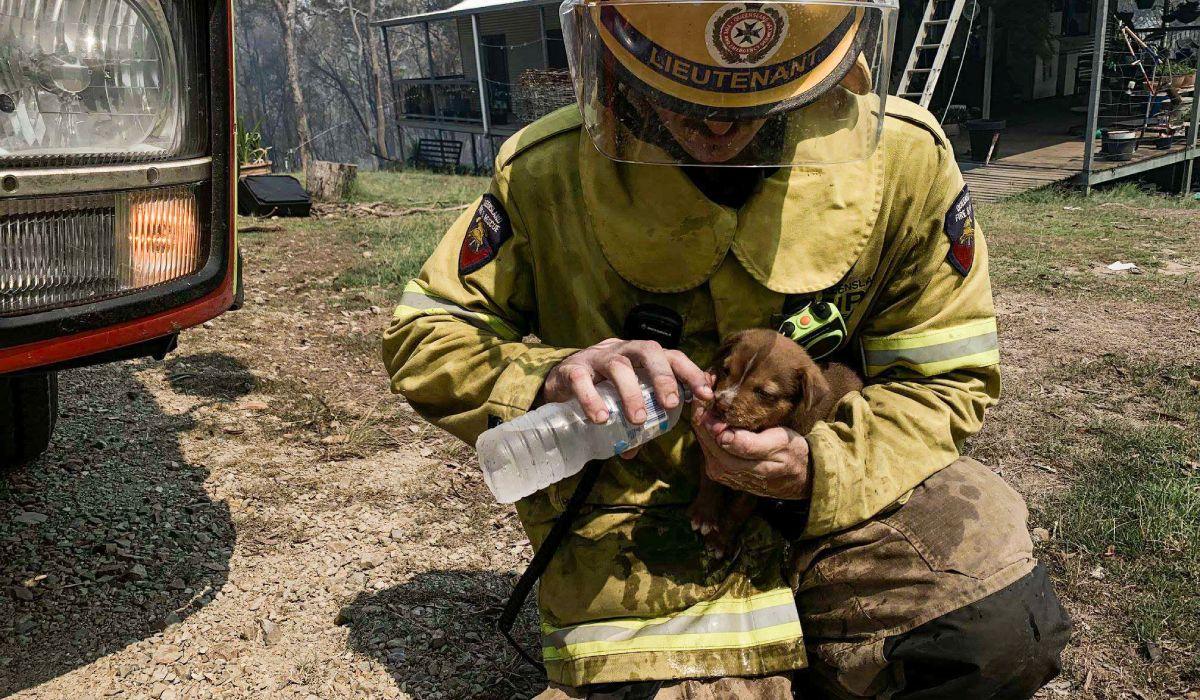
[383,0,1070,696]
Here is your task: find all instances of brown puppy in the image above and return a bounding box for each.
[689,328,864,555]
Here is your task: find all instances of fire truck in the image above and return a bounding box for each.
[0,0,239,468]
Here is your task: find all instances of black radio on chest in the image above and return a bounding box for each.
[622,303,684,350]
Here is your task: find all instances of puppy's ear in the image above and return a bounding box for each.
[795,361,831,417]
[712,331,747,371]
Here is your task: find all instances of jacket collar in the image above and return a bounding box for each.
[579,135,881,295]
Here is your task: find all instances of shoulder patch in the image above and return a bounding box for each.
[943,185,976,276]
[459,194,513,275]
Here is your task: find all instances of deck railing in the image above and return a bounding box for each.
[398,77,515,127]
[399,77,480,123]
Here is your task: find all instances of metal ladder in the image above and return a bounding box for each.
[895,0,972,108]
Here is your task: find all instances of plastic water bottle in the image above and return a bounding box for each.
[475,376,688,503]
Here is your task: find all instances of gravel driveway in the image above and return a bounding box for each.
[1,223,543,699]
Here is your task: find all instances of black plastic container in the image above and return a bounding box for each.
[237,175,312,217]
[966,119,1006,162]
[1101,130,1138,161]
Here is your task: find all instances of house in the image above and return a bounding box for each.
[374,0,572,170]
[374,0,1199,199]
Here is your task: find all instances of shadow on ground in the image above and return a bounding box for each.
[342,569,544,699]
[0,361,235,695]
[163,352,256,400]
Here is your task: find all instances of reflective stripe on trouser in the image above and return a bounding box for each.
[860,318,999,378]
[542,588,804,679]
[535,675,795,699]
[394,280,520,340]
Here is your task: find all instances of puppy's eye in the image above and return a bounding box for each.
[754,387,777,400]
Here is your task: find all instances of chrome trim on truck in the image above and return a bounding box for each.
[0,157,213,198]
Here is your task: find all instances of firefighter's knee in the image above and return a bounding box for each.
[881,564,1072,700]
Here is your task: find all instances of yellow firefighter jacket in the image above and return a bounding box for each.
[382,98,1001,686]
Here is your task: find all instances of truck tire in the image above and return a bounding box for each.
[231,248,245,310]
[0,371,59,471]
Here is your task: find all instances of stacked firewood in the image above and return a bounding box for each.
[513,69,576,123]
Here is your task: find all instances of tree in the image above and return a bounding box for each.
[269,0,316,171]
[234,0,458,170]
[348,0,392,164]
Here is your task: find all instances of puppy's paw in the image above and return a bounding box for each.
[688,506,719,537]
[703,522,739,560]
[687,503,737,559]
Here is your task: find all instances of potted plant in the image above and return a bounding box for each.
[1153,130,1177,149]
[1162,62,1196,91]
[237,120,272,177]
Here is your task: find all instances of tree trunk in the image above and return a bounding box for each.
[343,0,390,168]
[273,0,314,172]
[365,0,391,166]
[306,160,358,201]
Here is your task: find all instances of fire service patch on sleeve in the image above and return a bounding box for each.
[943,184,976,276]
[459,194,513,276]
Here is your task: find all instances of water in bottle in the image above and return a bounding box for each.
[475,375,688,503]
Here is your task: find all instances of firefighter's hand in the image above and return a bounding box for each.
[691,402,813,500]
[541,339,713,458]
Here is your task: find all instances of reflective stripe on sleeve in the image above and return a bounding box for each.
[862,318,999,377]
[541,588,803,661]
[394,280,521,341]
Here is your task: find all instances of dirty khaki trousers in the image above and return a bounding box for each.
[536,458,1070,700]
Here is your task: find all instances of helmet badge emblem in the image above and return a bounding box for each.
[706,3,788,66]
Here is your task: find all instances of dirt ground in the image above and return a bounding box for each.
[2,182,1198,699]
[1,210,542,699]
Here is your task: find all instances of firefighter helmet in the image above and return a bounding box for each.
[560,0,898,166]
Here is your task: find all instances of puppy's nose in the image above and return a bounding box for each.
[713,389,735,411]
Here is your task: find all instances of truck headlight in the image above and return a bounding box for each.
[0,0,194,164]
[0,0,216,321]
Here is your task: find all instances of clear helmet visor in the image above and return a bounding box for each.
[561,0,898,167]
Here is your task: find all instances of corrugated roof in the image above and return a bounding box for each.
[374,0,557,27]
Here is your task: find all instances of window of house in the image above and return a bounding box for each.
[1063,0,1091,36]
[546,28,568,69]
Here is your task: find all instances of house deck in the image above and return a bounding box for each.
[951,102,1197,202]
